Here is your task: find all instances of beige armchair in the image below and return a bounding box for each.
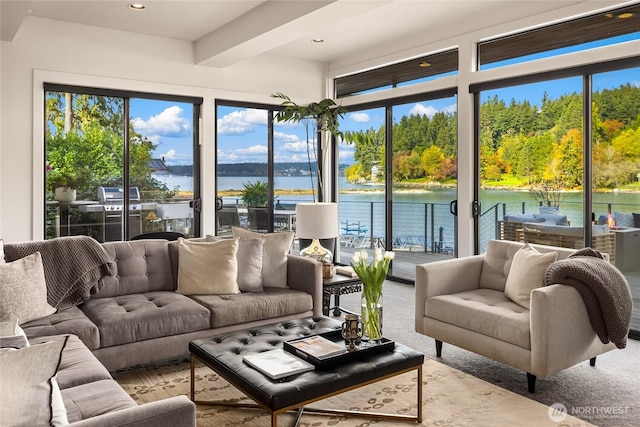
[415,239,617,392]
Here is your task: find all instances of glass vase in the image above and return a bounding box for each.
[361,293,383,341]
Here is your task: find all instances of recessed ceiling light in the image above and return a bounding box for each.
[312,38,325,43]
[419,61,431,68]
[616,12,637,19]
[128,3,146,11]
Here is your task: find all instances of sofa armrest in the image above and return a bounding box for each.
[415,255,484,333]
[69,396,195,427]
[287,254,323,316]
[530,284,615,378]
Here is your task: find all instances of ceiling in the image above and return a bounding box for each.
[0,0,627,70]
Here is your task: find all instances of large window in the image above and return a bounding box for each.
[336,91,458,281]
[45,86,201,241]
[474,64,640,337]
[215,101,316,241]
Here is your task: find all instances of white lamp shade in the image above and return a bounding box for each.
[295,202,339,239]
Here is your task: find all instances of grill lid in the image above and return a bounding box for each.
[98,187,140,203]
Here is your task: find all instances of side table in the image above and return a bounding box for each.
[323,267,362,316]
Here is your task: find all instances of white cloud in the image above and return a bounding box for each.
[409,103,438,118]
[350,112,370,123]
[132,106,191,137]
[274,131,300,143]
[217,108,268,134]
[163,149,176,159]
[442,103,457,114]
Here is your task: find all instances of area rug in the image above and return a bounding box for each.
[112,357,592,426]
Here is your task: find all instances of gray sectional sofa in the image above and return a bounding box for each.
[3,237,323,426]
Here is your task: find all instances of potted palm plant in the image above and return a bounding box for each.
[271,92,351,202]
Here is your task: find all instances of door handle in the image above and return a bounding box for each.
[450,200,458,216]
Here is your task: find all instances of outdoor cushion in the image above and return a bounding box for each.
[425,288,531,349]
[81,292,210,347]
[614,211,634,228]
[21,306,100,350]
[533,212,569,225]
[189,288,313,328]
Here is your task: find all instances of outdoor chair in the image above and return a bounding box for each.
[217,206,241,235]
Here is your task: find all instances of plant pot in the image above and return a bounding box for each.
[54,187,77,203]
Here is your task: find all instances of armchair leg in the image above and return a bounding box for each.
[527,373,536,393]
[435,340,443,357]
[590,357,596,366]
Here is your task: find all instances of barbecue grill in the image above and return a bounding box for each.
[78,187,149,241]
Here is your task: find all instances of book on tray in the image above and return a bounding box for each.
[335,266,358,278]
[286,335,348,360]
[242,348,314,380]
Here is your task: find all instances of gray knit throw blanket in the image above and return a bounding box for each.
[544,248,632,349]
[4,236,114,311]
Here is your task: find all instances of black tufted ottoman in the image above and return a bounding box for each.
[188,316,424,427]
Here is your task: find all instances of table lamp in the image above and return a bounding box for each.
[296,202,339,263]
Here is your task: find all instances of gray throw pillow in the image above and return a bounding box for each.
[0,335,70,427]
[232,227,294,288]
[0,252,56,324]
[235,238,265,292]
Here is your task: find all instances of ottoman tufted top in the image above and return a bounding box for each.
[189,316,424,411]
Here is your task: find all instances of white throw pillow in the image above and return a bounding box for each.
[232,227,294,288]
[176,238,240,295]
[0,335,69,427]
[0,318,29,349]
[0,239,5,263]
[0,252,56,324]
[504,242,557,309]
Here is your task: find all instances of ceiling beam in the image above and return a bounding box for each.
[194,0,390,68]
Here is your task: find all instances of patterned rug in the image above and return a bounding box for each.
[112,357,593,426]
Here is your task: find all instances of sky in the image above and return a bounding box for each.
[129,34,639,167]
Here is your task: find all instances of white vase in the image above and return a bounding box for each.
[54,187,77,203]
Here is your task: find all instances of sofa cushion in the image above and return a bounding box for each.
[189,288,313,328]
[81,292,211,347]
[232,227,294,288]
[176,238,240,295]
[62,379,136,423]
[425,288,531,349]
[42,334,112,390]
[0,335,69,427]
[504,243,557,309]
[21,306,101,350]
[0,252,56,324]
[98,240,176,298]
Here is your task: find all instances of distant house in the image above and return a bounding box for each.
[149,158,170,175]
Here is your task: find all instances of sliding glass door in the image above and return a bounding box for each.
[591,67,640,336]
[45,87,201,241]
